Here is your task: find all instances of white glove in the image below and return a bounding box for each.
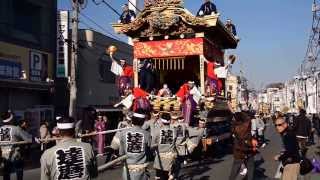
[34,137,41,144]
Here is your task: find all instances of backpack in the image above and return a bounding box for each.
[300,157,314,175]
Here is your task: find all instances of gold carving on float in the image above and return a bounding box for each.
[144,0,183,8]
[112,0,219,38]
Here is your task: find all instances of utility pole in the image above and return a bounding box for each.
[69,0,80,118]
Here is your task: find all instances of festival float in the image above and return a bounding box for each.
[111,0,238,152]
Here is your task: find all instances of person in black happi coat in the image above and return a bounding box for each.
[197,0,217,17]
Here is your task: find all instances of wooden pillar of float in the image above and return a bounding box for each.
[133,58,139,87]
[199,55,206,95]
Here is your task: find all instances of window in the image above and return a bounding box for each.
[13,0,41,35]
[0,59,21,80]
[229,85,233,91]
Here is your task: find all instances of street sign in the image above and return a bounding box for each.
[56,11,69,78]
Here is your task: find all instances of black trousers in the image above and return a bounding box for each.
[3,159,24,180]
[229,156,255,180]
[155,169,169,180]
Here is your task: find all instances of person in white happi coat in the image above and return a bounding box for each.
[170,112,189,178]
[142,111,161,137]
[118,111,133,129]
[152,112,177,180]
[41,116,98,180]
[106,110,133,163]
[186,118,206,155]
[112,111,133,148]
[0,111,33,180]
[118,109,152,180]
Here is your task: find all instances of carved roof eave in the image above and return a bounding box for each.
[111,8,238,49]
[111,8,221,38]
[214,20,238,49]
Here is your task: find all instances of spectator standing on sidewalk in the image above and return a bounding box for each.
[274,116,301,180]
[39,121,52,153]
[293,109,311,156]
[95,115,106,155]
[229,112,258,180]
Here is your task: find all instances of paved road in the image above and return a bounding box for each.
[2,124,320,180]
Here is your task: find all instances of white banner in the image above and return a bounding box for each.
[111,60,123,76]
[306,78,317,114]
[120,94,134,108]
[56,11,69,78]
[190,87,201,104]
[214,67,227,79]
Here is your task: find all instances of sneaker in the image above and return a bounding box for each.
[261,143,266,148]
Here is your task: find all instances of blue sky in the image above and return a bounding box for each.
[58,0,312,89]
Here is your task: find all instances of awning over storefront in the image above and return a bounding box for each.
[0,79,52,91]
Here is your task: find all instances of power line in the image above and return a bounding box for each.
[127,0,142,13]
[79,12,121,41]
[92,0,122,17]
[79,20,94,30]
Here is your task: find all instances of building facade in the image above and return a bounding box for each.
[0,0,57,116]
[55,29,133,115]
[225,74,239,112]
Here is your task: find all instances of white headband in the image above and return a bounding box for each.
[160,118,170,124]
[3,114,13,123]
[57,123,75,129]
[133,113,146,118]
[199,120,206,124]
[171,116,179,120]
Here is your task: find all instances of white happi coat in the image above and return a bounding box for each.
[170,121,189,156]
[0,125,32,161]
[118,126,152,180]
[40,138,97,180]
[152,124,177,171]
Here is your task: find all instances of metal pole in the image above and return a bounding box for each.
[98,155,128,172]
[69,0,80,118]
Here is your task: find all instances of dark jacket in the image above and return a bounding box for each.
[293,114,311,137]
[232,119,255,160]
[312,115,320,133]
[279,128,300,165]
[120,10,136,24]
[226,24,237,36]
[197,2,217,16]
